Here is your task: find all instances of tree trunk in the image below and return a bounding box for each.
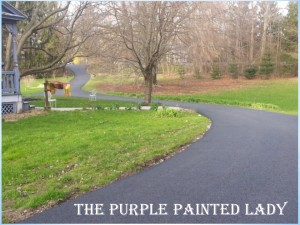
[249,20,254,63]
[261,3,270,60]
[167,63,170,75]
[235,16,240,63]
[153,73,157,85]
[144,75,152,105]
[152,64,157,85]
[275,25,281,76]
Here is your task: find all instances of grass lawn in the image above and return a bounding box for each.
[27,96,141,109]
[2,109,210,222]
[82,74,141,93]
[99,79,297,115]
[21,76,73,96]
[156,79,298,115]
[82,73,180,93]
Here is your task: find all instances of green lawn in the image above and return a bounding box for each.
[6,76,296,222]
[22,75,297,114]
[156,79,298,115]
[82,73,180,93]
[2,109,210,222]
[102,79,297,115]
[82,74,144,93]
[27,96,141,109]
[21,76,73,96]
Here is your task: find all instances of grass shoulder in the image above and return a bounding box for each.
[2,109,210,223]
[26,96,139,109]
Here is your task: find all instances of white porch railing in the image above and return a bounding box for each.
[2,70,19,95]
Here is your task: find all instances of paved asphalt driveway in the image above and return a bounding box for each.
[21,65,297,223]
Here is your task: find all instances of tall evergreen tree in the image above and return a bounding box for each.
[282,2,298,52]
[259,54,274,79]
[281,2,298,76]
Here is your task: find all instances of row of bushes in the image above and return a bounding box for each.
[212,66,260,80]
[212,66,271,80]
[87,102,185,118]
[212,54,275,80]
[176,53,296,80]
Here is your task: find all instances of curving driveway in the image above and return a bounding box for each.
[21,65,297,223]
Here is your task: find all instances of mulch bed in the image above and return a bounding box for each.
[2,109,46,122]
[96,76,266,95]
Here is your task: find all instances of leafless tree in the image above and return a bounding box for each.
[100,2,194,104]
[4,1,99,77]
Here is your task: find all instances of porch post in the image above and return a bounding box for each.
[6,23,21,95]
[11,24,20,94]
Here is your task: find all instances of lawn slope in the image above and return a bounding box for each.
[2,109,210,222]
[157,79,297,115]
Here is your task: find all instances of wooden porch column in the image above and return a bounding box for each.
[6,23,20,94]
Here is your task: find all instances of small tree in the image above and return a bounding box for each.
[107,2,193,105]
[279,53,298,76]
[177,66,186,79]
[244,67,257,79]
[211,65,221,80]
[228,64,238,79]
[259,54,274,79]
[194,66,201,79]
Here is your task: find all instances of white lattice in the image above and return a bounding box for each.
[2,103,15,114]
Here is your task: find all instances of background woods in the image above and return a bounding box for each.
[87,1,298,78]
[2,1,298,104]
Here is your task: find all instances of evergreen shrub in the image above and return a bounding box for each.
[244,67,257,79]
[228,64,238,79]
[211,65,221,80]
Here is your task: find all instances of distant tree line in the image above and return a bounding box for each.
[2,1,298,104]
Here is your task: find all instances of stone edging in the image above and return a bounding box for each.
[35,106,184,112]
